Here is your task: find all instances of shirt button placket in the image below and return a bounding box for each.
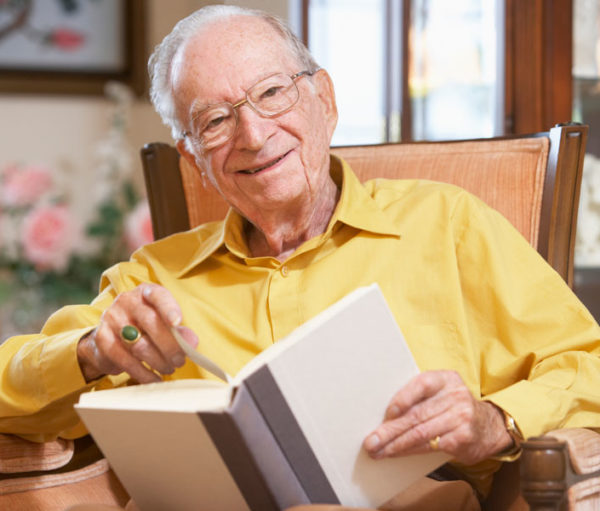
[268,263,298,342]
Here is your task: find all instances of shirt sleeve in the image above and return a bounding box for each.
[451,191,600,440]
[0,259,152,442]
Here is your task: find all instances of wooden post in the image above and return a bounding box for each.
[520,436,567,510]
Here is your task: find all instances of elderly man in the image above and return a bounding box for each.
[0,5,599,511]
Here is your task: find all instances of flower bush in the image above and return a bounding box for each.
[0,163,53,207]
[22,204,79,272]
[0,83,152,341]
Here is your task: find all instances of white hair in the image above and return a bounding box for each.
[148,5,320,141]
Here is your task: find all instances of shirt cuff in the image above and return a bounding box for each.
[483,380,565,443]
[39,326,98,399]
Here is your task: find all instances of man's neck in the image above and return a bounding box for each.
[245,177,340,261]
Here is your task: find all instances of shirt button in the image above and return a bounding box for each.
[281,265,289,277]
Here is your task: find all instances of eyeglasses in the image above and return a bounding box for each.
[182,70,315,151]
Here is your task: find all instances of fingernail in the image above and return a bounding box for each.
[172,354,185,366]
[167,311,181,326]
[365,433,381,450]
[142,286,152,298]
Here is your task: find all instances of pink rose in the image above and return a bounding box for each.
[1,164,53,207]
[124,202,154,253]
[21,205,77,271]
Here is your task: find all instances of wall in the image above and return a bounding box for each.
[0,0,289,218]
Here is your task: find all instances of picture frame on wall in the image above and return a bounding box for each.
[0,0,145,96]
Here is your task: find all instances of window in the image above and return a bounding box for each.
[308,0,388,145]
[573,0,600,269]
[409,0,502,140]
[306,0,504,145]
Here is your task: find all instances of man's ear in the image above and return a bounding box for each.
[176,139,201,171]
[313,69,338,140]
[176,139,210,189]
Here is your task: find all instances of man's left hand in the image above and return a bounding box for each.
[363,370,513,465]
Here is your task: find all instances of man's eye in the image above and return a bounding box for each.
[202,115,227,132]
[260,86,282,100]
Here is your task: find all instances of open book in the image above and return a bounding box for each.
[75,283,449,511]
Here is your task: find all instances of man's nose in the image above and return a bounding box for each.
[232,104,273,151]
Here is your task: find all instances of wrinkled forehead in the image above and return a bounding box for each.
[171,16,301,109]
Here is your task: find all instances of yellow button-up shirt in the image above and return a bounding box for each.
[1,156,599,493]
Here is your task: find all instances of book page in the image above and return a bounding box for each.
[76,379,232,412]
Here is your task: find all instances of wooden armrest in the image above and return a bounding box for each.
[521,428,600,510]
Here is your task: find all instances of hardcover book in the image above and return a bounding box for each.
[76,283,449,511]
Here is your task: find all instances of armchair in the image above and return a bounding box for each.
[140,123,600,511]
[0,124,597,511]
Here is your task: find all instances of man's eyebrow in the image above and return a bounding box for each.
[187,70,290,121]
[188,98,211,121]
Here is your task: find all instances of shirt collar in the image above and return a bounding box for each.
[174,219,226,277]
[175,154,401,276]
[329,154,402,237]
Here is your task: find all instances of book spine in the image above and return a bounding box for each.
[199,384,311,511]
[244,366,340,504]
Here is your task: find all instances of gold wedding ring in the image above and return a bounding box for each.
[429,435,441,451]
[120,325,141,344]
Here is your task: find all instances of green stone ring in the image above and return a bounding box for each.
[120,325,141,344]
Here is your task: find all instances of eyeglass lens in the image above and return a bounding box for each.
[191,73,300,150]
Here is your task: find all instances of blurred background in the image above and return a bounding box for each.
[0,0,598,340]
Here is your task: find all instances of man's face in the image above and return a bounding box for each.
[172,16,337,222]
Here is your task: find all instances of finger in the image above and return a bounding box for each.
[372,409,461,458]
[93,322,161,383]
[365,395,455,457]
[368,390,485,460]
[381,434,446,459]
[129,335,175,375]
[377,383,456,443]
[131,301,185,367]
[385,415,491,465]
[141,284,182,327]
[365,374,471,457]
[98,305,166,381]
[384,372,450,420]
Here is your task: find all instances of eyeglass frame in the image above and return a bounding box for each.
[181,69,317,150]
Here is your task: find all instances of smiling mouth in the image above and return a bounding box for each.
[238,152,288,175]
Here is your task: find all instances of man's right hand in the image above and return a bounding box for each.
[77,284,199,383]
